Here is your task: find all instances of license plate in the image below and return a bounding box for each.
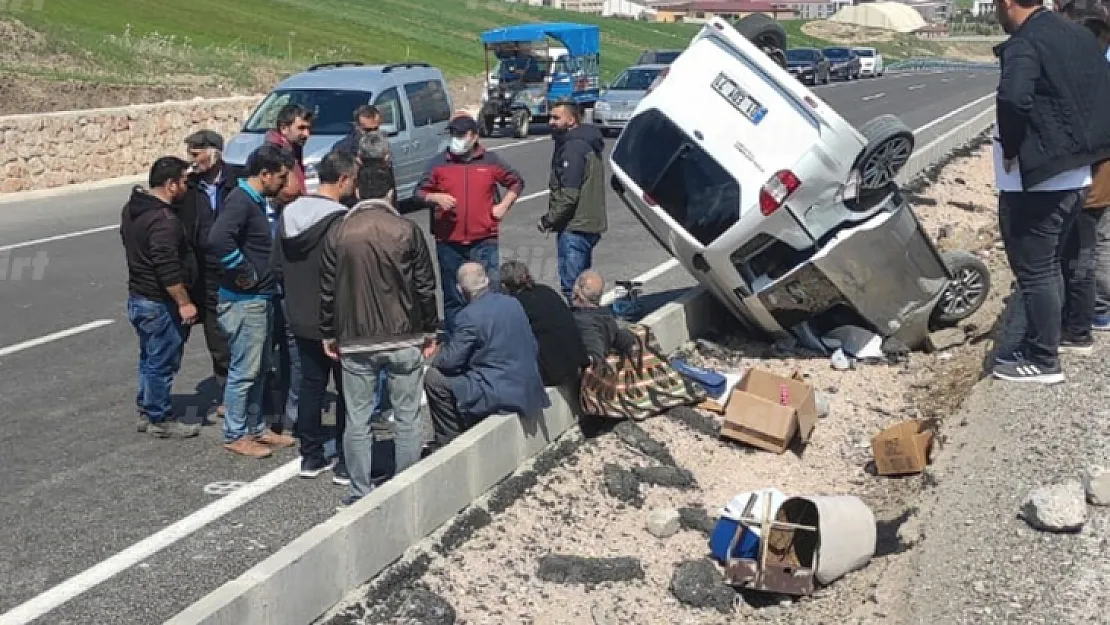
[610,111,629,121]
[711,72,767,125]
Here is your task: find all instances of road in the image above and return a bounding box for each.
[0,68,998,625]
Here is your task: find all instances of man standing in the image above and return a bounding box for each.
[990,0,1110,383]
[417,114,524,334]
[538,102,608,302]
[181,130,238,419]
[424,262,549,448]
[320,158,441,506]
[208,144,297,458]
[121,156,201,438]
[264,104,313,203]
[273,151,358,481]
[333,105,383,158]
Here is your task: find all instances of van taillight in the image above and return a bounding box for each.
[758,170,801,216]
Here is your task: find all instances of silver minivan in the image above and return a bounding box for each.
[223,61,453,200]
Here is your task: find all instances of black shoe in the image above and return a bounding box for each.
[332,462,351,486]
[1059,335,1094,354]
[992,360,1064,385]
[994,349,1024,366]
[299,456,337,479]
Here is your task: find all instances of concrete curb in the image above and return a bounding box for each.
[166,106,997,625]
[165,289,715,625]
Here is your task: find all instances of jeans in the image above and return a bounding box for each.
[425,365,486,446]
[218,297,273,443]
[557,230,601,302]
[997,189,1084,369]
[341,346,425,499]
[1062,207,1105,339]
[437,238,499,335]
[295,337,345,462]
[1095,208,1110,318]
[128,295,187,423]
[265,297,300,429]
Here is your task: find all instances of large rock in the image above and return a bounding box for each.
[669,560,736,614]
[1019,481,1087,532]
[1081,465,1110,506]
[646,508,681,538]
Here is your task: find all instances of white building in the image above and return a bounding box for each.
[973,0,993,15]
[602,0,657,17]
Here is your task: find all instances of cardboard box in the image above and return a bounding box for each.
[720,369,819,454]
[871,420,934,475]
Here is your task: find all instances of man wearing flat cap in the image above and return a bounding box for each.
[416,114,525,335]
[181,129,240,418]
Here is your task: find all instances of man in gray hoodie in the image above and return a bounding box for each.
[272,151,358,483]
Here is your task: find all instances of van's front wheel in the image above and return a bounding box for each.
[733,14,788,68]
[854,114,915,192]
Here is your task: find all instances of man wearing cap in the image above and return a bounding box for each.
[181,130,240,418]
[416,114,525,334]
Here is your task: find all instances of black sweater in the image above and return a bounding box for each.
[512,284,589,387]
[207,182,279,299]
[120,186,197,303]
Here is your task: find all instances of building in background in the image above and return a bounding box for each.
[603,0,658,17]
[784,0,853,19]
[654,0,797,22]
[564,0,604,11]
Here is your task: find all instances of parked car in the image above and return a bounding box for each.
[822,46,861,81]
[636,49,683,65]
[594,64,667,137]
[223,61,453,201]
[853,46,884,77]
[785,47,830,85]
[608,16,988,350]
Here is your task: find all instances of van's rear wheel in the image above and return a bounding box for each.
[854,114,915,191]
[512,110,530,138]
[932,250,991,326]
[733,14,788,67]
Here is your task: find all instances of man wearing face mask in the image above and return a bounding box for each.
[417,114,525,335]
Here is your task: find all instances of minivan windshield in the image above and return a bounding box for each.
[243,89,373,135]
[610,68,663,91]
[786,49,817,62]
[612,110,741,247]
[823,47,851,59]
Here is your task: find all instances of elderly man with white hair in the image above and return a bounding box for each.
[423,261,550,447]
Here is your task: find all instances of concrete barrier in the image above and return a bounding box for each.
[167,105,998,625]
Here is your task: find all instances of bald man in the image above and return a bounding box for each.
[571,270,636,364]
[424,262,549,446]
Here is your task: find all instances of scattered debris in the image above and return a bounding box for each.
[925,328,967,352]
[614,421,677,466]
[1081,465,1110,506]
[602,463,644,507]
[831,348,851,371]
[948,200,980,212]
[815,391,832,419]
[360,587,457,625]
[666,405,721,436]
[536,555,646,585]
[646,508,682,538]
[1019,481,1088,533]
[669,560,737,614]
[631,465,696,489]
[721,369,819,454]
[678,506,717,535]
[871,420,936,476]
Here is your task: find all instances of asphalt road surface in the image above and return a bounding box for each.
[0,67,998,625]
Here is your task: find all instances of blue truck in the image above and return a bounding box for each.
[477,22,601,138]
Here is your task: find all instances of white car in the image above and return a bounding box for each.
[608,16,987,348]
[853,47,884,78]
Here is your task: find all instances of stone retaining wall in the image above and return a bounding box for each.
[0,95,264,194]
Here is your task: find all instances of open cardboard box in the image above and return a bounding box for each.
[871,419,935,476]
[720,369,818,454]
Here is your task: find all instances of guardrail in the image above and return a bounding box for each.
[166,100,1001,625]
[887,57,999,72]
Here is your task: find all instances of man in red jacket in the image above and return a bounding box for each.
[417,114,525,334]
[264,104,313,205]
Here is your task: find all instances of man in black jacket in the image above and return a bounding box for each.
[990,0,1110,384]
[181,130,239,418]
[121,156,201,439]
[569,270,636,363]
[273,150,357,482]
[208,144,297,458]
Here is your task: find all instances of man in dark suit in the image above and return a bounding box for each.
[423,262,550,446]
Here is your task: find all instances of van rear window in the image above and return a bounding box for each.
[612,109,741,246]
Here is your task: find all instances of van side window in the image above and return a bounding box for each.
[404,80,452,127]
[374,87,407,132]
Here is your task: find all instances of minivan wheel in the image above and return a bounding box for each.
[854,114,915,191]
[513,110,530,138]
[733,14,788,67]
[932,250,991,326]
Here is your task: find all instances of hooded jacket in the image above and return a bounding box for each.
[319,198,440,352]
[120,186,197,303]
[416,144,525,245]
[545,124,607,234]
[272,195,348,340]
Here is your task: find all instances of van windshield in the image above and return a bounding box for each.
[243,89,374,135]
[612,109,741,247]
[786,49,817,62]
[610,68,662,91]
[854,48,875,57]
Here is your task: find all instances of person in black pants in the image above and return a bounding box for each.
[1061,204,1106,351]
[272,151,358,481]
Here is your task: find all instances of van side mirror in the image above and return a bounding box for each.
[381,122,399,137]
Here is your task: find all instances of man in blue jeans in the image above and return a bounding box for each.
[121,156,202,438]
[208,144,297,458]
[539,102,608,302]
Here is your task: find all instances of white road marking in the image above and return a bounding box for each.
[0,319,115,358]
[517,189,550,203]
[862,92,885,101]
[941,78,951,83]
[600,258,682,305]
[912,92,995,137]
[0,459,302,625]
[0,225,118,253]
[907,83,926,91]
